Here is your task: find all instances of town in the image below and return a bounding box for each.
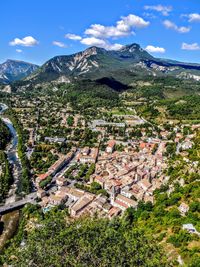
[4,93,196,220]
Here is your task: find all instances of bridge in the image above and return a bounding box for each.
[0,193,37,215]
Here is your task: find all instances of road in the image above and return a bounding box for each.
[0,193,37,215]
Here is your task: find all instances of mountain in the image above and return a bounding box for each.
[0,60,39,84]
[23,43,200,86]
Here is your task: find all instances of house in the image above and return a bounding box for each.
[50,156,69,176]
[82,147,90,156]
[48,191,68,206]
[70,193,95,217]
[182,224,200,235]
[45,137,66,144]
[182,141,193,150]
[79,148,99,164]
[112,194,137,211]
[160,131,169,139]
[56,176,68,187]
[85,195,109,217]
[55,187,70,199]
[93,195,108,209]
[138,179,152,192]
[179,203,189,216]
[106,140,116,153]
[41,196,49,207]
[129,184,144,201]
[104,179,121,193]
[102,202,112,213]
[120,176,134,187]
[67,188,85,201]
[143,194,154,203]
[120,186,132,198]
[108,207,121,219]
[37,189,46,199]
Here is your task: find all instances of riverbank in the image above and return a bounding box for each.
[0,210,20,252]
[0,103,21,252]
[0,103,22,204]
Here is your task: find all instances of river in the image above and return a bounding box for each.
[0,103,22,203]
[0,103,22,251]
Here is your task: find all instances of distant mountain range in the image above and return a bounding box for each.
[0,60,39,84]
[1,44,200,87]
[25,43,200,85]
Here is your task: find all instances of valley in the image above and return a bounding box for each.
[0,44,199,266]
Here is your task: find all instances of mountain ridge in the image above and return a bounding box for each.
[24,43,200,85]
[0,59,39,84]
[2,43,200,87]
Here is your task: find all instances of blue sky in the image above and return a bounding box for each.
[1,0,200,65]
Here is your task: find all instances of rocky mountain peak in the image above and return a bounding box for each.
[83,46,106,56]
[0,59,39,84]
[120,43,142,53]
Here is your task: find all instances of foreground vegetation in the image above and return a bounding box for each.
[0,119,11,150]
[0,151,13,202]
[0,119,12,202]
[1,206,169,267]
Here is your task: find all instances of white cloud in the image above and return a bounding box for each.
[9,36,39,47]
[163,20,191,33]
[84,14,149,39]
[144,5,172,16]
[119,14,150,29]
[16,49,22,53]
[181,42,200,50]
[186,13,200,22]
[107,43,124,50]
[81,37,106,46]
[80,37,123,50]
[65,14,148,51]
[143,12,157,19]
[65,33,82,40]
[52,41,67,48]
[85,24,130,38]
[145,45,166,53]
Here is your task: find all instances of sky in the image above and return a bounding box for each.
[0,0,200,65]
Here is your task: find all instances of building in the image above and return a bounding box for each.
[36,148,76,187]
[138,179,152,192]
[56,176,68,187]
[182,224,200,235]
[79,148,99,164]
[91,120,125,129]
[179,203,189,216]
[106,140,116,153]
[37,188,46,198]
[70,193,94,217]
[45,137,66,144]
[182,141,193,150]
[67,188,85,201]
[108,207,121,219]
[111,191,137,211]
[82,147,90,156]
[48,193,68,206]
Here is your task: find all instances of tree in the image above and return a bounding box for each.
[67,116,74,127]
[91,182,102,191]
[1,209,168,267]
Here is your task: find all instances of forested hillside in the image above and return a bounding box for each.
[1,206,169,267]
[0,119,11,150]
